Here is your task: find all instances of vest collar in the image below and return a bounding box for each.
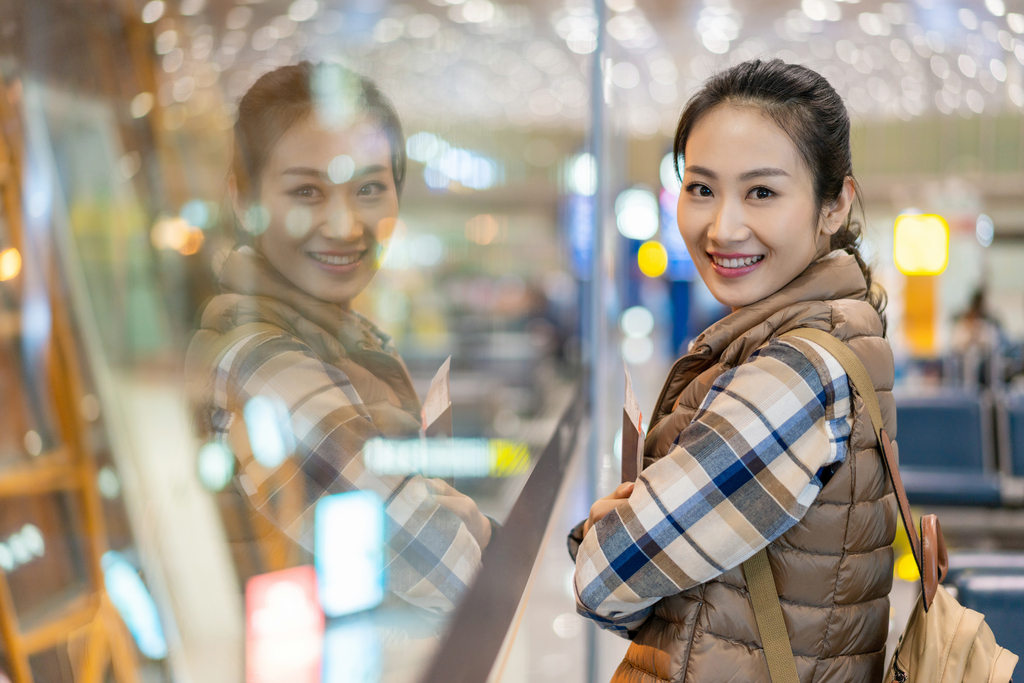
[218,246,394,357]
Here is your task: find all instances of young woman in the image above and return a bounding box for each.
[571,59,897,681]
[188,62,490,612]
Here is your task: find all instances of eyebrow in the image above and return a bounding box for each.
[684,165,790,181]
[281,164,389,181]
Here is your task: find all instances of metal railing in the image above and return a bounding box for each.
[418,383,588,683]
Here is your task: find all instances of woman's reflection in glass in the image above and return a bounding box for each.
[188,62,490,614]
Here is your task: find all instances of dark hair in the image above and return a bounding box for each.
[673,58,886,332]
[232,61,406,200]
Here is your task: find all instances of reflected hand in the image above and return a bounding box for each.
[583,481,635,537]
[427,479,492,550]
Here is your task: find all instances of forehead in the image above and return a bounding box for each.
[685,104,807,176]
[266,113,393,172]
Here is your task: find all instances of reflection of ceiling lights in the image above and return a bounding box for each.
[697,0,741,54]
[145,0,1024,139]
[410,132,502,191]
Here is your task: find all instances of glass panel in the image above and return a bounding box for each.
[5,0,1024,681]
[4,0,589,681]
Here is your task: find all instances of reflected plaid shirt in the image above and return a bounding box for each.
[211,328,481,613]
[574,338,852,636]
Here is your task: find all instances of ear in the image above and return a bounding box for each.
[821,177,856,237]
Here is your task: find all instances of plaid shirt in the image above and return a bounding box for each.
[210,328,481,614]
[574,337,852,636]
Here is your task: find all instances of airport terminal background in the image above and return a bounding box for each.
[0,0,1023,680]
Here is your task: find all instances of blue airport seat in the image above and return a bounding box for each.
[898,470,1002,507]
[952,567,1024,667]
[945,551,1024,585]
[998,393,1024,477]
[895,391,999,506]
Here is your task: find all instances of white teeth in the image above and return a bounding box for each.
[310,252,362,266]
[712,255,764,268]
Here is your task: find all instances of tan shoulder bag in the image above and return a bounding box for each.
[739,328,1019,683]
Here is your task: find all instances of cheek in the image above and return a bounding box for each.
[675,204,701,247]
[375,216,398,242]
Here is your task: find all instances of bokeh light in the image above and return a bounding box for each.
[568,154,596,196]
[140,0,164,23]
[660,153,682,196]
[197,442,236,492]
[0,248,22,281]
[621,336,654,365]
[893,214,950,276]
[637,240,668,278]
[103,551,169,659]
[976,214,994,247]
[328,155,355,184]
[243,396,296,469]
[620,306,655,338]
[896,552,920,582]
[616,188,659,241]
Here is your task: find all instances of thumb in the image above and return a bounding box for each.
[615,481,636,497]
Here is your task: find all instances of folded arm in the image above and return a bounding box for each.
[573,338,852,637]
[214,329,485,613]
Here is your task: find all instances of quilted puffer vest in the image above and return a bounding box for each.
[614,253,898,683]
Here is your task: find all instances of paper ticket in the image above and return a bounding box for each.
[622,362,644,483]
[422,356,453,438]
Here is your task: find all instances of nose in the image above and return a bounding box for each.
[706,198,751,247]
[320,197,363,242]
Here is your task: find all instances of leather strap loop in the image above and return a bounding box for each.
[920,514,949,610]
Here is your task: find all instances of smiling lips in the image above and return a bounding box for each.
[308,250,366,272]
[709,252,765,278]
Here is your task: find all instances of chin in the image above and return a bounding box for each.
[707,283,762,310]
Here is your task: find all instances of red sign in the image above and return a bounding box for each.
[246,565,324,683]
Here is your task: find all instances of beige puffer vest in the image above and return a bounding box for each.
[614,253,898,683]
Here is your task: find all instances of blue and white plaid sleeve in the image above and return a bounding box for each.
[574,337,852,637]
[213,330,482,613]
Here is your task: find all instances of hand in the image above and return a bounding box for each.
[427,479,492,550]
[584,481,635,536]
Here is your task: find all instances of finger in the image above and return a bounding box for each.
[613,481,636,498]
[426,478,456,496]
[585,504,618,536]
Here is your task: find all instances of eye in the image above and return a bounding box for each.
[686,183,713,198]
[750,186,774,200]
[289,185,324,201]
[356,181,387,198]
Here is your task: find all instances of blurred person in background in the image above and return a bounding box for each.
[570,60,897,681]
[187,62,491,613]
[951,288,1005,386]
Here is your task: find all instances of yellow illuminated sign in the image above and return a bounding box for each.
[638,241,668,278]
[893,214,949,276]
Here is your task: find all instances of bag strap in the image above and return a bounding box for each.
[740,327,946,683]
[741,550,801,683]
[781,329,947,608]
[779,329,923,566]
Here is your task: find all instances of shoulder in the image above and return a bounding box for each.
[197,293,301,336]
[707,336,850,412]
[770,336,849,398]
